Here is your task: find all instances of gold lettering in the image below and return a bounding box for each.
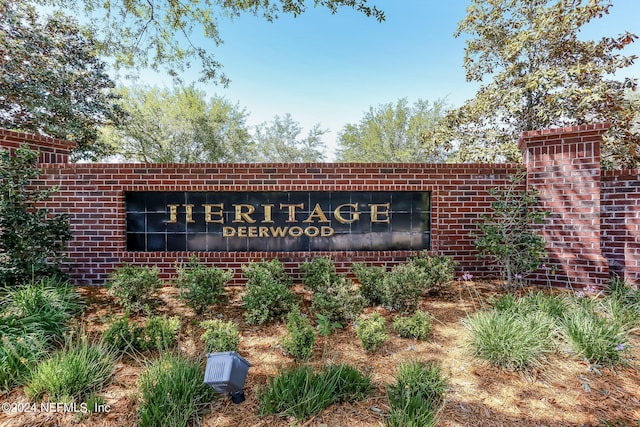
[280,203,304,222]
[303,203,330,223]
[237,226,247,237]
[334,203,360,224]
[248,227,258,238]
[270,226,288,237]
[289,226,303,237]
[182,204,195,223]
[166,204,179,223]
[304,226,320,237]
[233,204,256,223]
[261,204,274,223]
[369,203,391,223]
[259,226,269,237]
[321,226,334,236]
[203,204,224,223]
[222,227,235,237]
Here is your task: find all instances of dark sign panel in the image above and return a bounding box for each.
[125,191,431,252]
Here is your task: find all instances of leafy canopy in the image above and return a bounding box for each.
[336,98,448,162]
[0,1,125,160]
[432,0,639,168]
[31,0,385,84]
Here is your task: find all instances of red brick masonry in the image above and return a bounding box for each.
[1,125,637,287]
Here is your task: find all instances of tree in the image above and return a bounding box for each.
[432,0,640,168]
[100,85,253,163]
[0,146,71,286]
[336,98,448,162]
[251,114,327,162]
[29,0,385,84]
[0,1,125,160]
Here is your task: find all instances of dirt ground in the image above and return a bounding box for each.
[1,280,639,427]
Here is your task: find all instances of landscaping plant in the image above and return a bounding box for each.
[137,353,217,427]
[102,314,144,353]
[200,319,240,353]
[408,253,458,294]
[393,310,433,340]
[282,306,316,361]
[356,312,388,352]
[241,259,297,324]
[381,262,427,313]
[175,257,233,315]
[107,264,161,313]
[351,262,386,306]
[140,315,181,351]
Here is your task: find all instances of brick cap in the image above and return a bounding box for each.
[518,123,611,150]
[0,128,77,151]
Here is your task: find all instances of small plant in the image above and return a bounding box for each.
[315,313,342,337]
[241,260,297,324]
[393,310,432,340]
[351,262,386,306]
[107,264,161,313]
[408,253,458,294]
[282,306,316,361]
[25,335,117,403]
[140,315,181,351]
[175,257,233,315]
[300,257,336,292]
[561,305,629,366]
[474,170,548,289]
[0,331,48,389]
[356,312,388,352]
[138,353,217,427]
[102,314,144,353]
[465,309,555,370]
[382,262,426,313]
[200,319,240,353]
[259,363,371,422]
[387,360,448,427]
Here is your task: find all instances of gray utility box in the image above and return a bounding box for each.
[204,351,251,394]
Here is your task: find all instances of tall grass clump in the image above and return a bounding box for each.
[25,335,117,403]
[107,264,161,313]
[259,363,371,422]
[138,353,217,427]
[175,257,233,315]
[386,360,448,427]
[465,309,555,370]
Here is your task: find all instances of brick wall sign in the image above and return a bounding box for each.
[125,191,431,252]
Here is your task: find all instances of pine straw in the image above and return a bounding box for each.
[1,281,639,427]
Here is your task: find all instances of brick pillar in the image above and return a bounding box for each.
[519,124,609,289]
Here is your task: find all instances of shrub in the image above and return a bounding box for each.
[107,264,161,313]
[138,353,217,427]
[200,319,240,353]
[103,314,144,353]
[408,253,457,293]
[241,260,297,324]
[25,336,117,403]
[465,309,555,370]
[393,310,432,340]
[300,257,336,292]
[175,257,233,315]
[259,363,371,422]
[282,306,316,361]
[140,316,181,351]
[561,305,629,366]
[356,312,388,352]
[0,145,71,286]
[310,275,366,323]
[474,170,548,289]
[387,361,448,427]
[382,262,426,313]
[351,262,386,306]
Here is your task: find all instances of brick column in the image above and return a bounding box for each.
[519,124,609,289]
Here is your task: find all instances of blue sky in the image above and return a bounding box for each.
[138,0,640,159]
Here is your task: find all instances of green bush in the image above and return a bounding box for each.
[259,363,371,422]
[282,306,316,361]
[351,262,386,306]
[107,264,161,313]
[200,319,240,353]
[408,253,457,293]
[387,361,448,427]
[241,260,297,325]
[138,353,217,427]
[175,257,233,315]
[0,145,71,286]
[25,336,117,403]
[382,262,426,313]
[561,305,629,366]
[140,315,181,351]
[356,312,388,352]
[102,314,144,353]
[465,309,555,370]
[393,310,432,340]
[300,257,336,292]
[310,274,366,323]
